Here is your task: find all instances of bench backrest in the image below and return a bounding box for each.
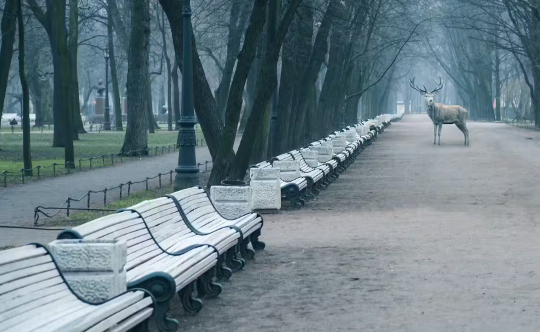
[170,186,228,223]
[289,150,318,171]
[64,211,165,272]
[0,245,78,328]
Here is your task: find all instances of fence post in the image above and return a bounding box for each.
[89,158,93,169]
[20,169,24,184]
[53,163,57,177]
[111,154,114,166]
[170,170,173,184]
[158,173,162,188]
[102,155,106,166]
[67,198,71,217]
[37,166,41,180]
[119,184,123,200]
[145,178,149,191]
[2,172,6,187]
[127,181,132,196]
[87,192,91,209]
[103,188,107,205]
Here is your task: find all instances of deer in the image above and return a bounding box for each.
[409,77,469,146]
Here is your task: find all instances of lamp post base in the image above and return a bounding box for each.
[103,121,111,131]
[174,167,200,191]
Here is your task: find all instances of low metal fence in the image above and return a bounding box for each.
[1,140,207,188]
[33,160,212,226]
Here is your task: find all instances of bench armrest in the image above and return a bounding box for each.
[128,272,179,332]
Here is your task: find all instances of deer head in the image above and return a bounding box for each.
[409,77,444,108]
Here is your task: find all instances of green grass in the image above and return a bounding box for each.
[0,127,204,174]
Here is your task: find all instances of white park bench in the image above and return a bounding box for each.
[252,161,308,209]
[289,149,335,186]
[0,244,178,332]
[57,205,239,316]
[272,152,326,197]
[166,186,265,257]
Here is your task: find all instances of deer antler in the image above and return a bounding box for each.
[430,77,444,94]
[409,77,428,95]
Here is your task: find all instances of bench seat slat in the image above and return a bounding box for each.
[0,288,72,321]
[36,291,145,332]
[107,307,154,332]
[0,245,47,266]
[1,295,85,331]
[0,254,52,278]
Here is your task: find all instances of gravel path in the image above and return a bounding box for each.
[161,115,540,332]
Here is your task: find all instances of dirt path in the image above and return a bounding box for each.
[164,115,540,331]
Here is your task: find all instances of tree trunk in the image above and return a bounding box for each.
[28,0,75,163]
[207,0,270,186]
[215,0,252,121]
[275,4,303,154]
[0,0,17,131]
[495,50,501,121]
[229,0,303,180]
[172,59,180,130]
[121,0,150,155]
[147,78,155,133]
[18,0,32,175]
[68,0,85,137]
[108,12,123,131]
[159,8,173,131]
[238,45,260,133]
[318,3,347,136]
[251,100,271,164]
[290,0,338,148]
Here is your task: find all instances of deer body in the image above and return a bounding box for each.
[426,102,469,146]
[410,78,469,146]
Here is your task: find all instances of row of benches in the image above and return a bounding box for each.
[252,118,392,208]
[0,116,398,332]
[0,187,264,332]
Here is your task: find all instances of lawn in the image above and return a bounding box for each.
[0,126,204,175]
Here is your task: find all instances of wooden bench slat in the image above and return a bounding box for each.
[65,296,152,332]
[0,254,51,277]
[0,275,65,304]
[0,245,47,266]
[106,307,154,332]
[0,269,59,297]
[0,283,67,315]
[0,288,73,321]
[1,296,85,331]
[36,291,145,332]
[0,261,56,285]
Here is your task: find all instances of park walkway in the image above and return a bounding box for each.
[166,115,540,331]
[0,143,224,246]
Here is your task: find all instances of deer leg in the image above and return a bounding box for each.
[437,123,443,145]
[433,123,437,144]
[464,123,469,146]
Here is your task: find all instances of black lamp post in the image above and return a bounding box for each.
[103,48,111,131]
[174,0,199,190]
